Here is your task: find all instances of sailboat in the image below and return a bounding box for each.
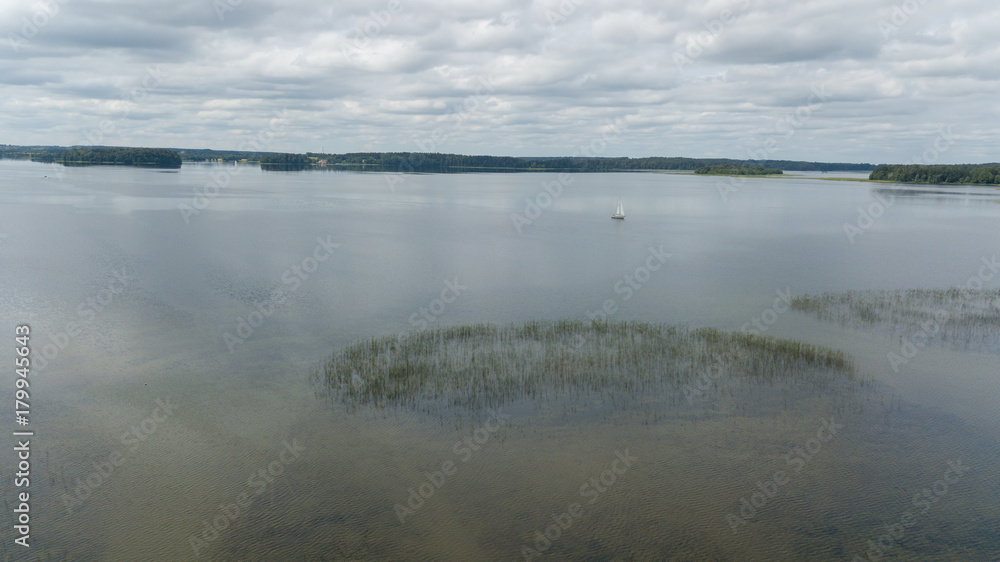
[612,198,625,220]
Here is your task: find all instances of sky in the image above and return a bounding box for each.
[1,0,998,164]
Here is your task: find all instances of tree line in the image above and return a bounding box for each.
[0,145,63,162]
[1,145,878,172]
[695,165,783,176]
[259,153,312,169]
[870,164,1000,185]
[58,147,182,168]
[175,148,275,162]
[290,152,874,173]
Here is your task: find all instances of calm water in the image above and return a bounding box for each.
[1,160,998,560]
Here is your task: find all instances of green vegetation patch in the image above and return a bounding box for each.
[792,288,1000,353]
[259,152,311,169]
[312,320,854,410]
[870,164,1000,185]
[263,151,871,173]
[695,164,783,176]
[59,147,181,168]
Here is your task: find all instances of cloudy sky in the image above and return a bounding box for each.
[2,0,997,163]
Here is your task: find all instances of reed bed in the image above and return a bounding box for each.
[792,288,1000,353]
[311,320,855,411]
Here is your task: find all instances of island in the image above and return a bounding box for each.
[870,164,1000,185]
[259,152,312,170]
[58,147,182,168]
[694,164,783,176]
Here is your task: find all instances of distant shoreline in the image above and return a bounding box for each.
[1,144,877,173]
[5,145,1000,186]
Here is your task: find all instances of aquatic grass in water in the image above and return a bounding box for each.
[311,320,855,411]
[792,288,1000,354]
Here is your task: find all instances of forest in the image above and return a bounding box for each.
[695,164,783,176]
[1,144,878,173]
[0,145,888,173]
[870,164,1000,185]
[300,152,873,173]
[174,148,274,162]
[259,153,312,169]
[0,145,64,162]
[58,147,182,168]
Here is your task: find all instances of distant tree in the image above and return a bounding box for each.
[59,147,181,168]
[695,164,782,176]
[870,164,1000,185]
[259,153,312,169]
[259,153,311,165]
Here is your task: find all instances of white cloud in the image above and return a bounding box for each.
[0,0,997,163]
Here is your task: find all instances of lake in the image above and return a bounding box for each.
[1,160,998,560]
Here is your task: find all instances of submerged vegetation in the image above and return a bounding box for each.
[792,288,1000,353]
[312,320,855,411]
[870,164,1000,185]
[695,164,783,176]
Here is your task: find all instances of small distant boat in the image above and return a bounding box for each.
[612,198,625,220]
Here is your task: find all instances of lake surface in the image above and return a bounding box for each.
[1,160,998,560]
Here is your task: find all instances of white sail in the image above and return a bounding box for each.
[612,198,625,219]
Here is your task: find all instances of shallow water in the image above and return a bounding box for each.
[1,160,998,560]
